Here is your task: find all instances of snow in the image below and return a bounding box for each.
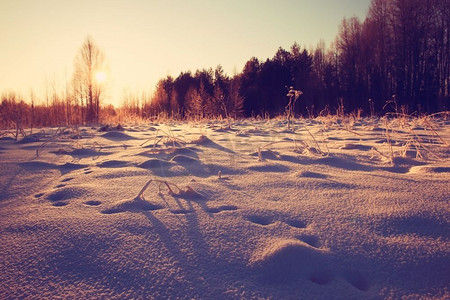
[1,117,449,299]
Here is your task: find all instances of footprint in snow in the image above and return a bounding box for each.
[246,215,274,226]
[46,190,73,202]
[245,214,307,228]
[206,205,238,214]
[296,170,328,179]
[169,209,193,215]
[296,234,321,248]
[97,160,131,168]
[285,219,307,229]
[247,164,290,173]
[342,270,371,291]
[44,186,87,208]
[84,200,102,206]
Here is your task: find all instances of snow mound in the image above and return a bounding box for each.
[170,154,199,164]
[168,155,213,177]
[19,161,87,172]
[69,148,109,157]
[170,147,199,156]
[101,198,164,214]
[408,165,450,174]
[60,162,89,170]
[97,160,132,168]
[100,131,136,141]
[250,239,330,284]
[250,149,280,160]
[17,135,40,143]
[137,158,173,169]
[389,157,426,173]
[44,186,90,206]
[137,158,177,176]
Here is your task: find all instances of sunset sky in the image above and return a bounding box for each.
[1,0,371,106]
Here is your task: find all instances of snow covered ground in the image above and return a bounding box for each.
[1,117,449,299]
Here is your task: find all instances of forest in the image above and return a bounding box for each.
[1,0,449,129]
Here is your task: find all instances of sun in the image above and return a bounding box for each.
[95,71,106,83]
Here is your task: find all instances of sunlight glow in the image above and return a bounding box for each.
[95,71,106,83]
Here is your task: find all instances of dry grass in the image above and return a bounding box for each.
[366,113,449,165]
[140,127,187,148]
[35,126,103,158]
[8,110,447,166]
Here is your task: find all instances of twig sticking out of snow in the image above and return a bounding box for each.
[384,119,394,166]
[136,178,201,200]
[285,87,303,130]
[300,124,328,156]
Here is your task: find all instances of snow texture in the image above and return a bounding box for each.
[1,118,449,299]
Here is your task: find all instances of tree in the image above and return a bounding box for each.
[185,86,203,119]
[72,37,106,123]
[172,72,195,118]
[364,0,394,110]
[240,57,261,116]
[336,17,365,111]
[151,77,173,115]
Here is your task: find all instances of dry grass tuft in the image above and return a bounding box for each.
[140,127,187,148]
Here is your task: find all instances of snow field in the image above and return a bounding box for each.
[1,117,449,299]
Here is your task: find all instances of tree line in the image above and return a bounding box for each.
[122,0,449,119]
[1,0,448,130]
[128,66,245,120]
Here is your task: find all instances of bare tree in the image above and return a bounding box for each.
[72,37,105,124]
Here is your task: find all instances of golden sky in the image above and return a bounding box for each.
[1,0,370,106]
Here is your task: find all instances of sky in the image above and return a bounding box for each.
[1,0,371,107]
